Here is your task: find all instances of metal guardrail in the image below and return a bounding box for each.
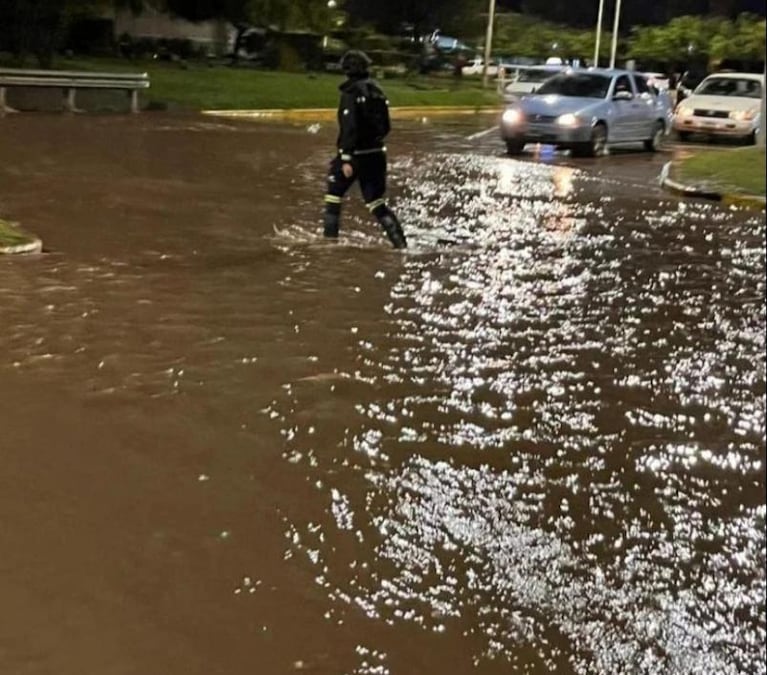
[0,68,150,114]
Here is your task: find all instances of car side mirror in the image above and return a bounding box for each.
[613,90,633,101]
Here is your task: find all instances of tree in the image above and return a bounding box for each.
[164,0,342,31]
[492,13,611,63]
[164,0,344,62]
[519,0,764,27]
[0,0,113,66]
[709,13,766,62]
[629,13,764,67]
[520,0,677,27]
[345,0,485,36]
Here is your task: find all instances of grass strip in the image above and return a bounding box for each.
[54,57,501,111]
[676,147,766,197]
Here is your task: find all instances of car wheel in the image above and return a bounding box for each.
[745,130,758,146]
[576,124,607,157]
[677,131,692,142]
[505,140,525,156]
[644,121,665,152]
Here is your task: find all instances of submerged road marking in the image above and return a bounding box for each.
[466,125,500,141]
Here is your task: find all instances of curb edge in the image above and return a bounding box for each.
[659,161,766,210]
[202,106,502,121]
[0,238,43,255]
[659,161,722,201]
[0,219,43,255]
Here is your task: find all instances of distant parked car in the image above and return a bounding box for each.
[673,72,764,144]
[503,66,566,101]
[433,35,471,53]
[462,58,498,77]
[642,72,670,91]
[500,68,672,157]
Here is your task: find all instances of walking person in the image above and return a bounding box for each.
[323,50,407,249]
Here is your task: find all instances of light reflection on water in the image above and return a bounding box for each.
[272,153,766,674]
[0,115,764,674]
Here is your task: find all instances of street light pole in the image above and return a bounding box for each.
[609,0,622,69]
[593,0,605,67]
[482,0,497,88]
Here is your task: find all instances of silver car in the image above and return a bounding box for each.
[500,69,673,157]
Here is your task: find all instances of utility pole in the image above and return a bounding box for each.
[609,0,622,69]
[593,0,605,67]
[482,0,497,88]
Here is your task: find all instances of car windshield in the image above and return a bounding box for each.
[517,69,558,83]
[536,73,611,98]
[695,77,761,99]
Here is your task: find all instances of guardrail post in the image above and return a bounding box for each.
[64,87,77,112]
[130,89,139,113]
[0,86,18,114]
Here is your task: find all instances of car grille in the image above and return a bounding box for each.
[527,114,558,123]
[693,109,729,119]
[526,114,559,137]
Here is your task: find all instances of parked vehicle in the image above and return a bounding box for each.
[675,69,707,105]
[673,72,764,144]
[642,72,670,91]
[503,66,566,102]
[432,35,471,54]
[500,69,672,157]
[462,58,498,77]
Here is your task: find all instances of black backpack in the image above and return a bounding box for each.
[354,80,391,142]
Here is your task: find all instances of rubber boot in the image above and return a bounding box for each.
[323,210,340,238]
[379,213,407,249]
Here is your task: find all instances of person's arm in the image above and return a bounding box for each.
[338,89,359,176]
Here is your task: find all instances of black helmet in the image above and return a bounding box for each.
[340,50,371,76]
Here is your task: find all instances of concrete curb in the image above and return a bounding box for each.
[720,192,767,209]
[0,239,42,255]
[0,219,43,255]
[202,105,501,122]
[659,161,766,210]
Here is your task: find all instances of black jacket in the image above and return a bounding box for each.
[336,75,389,161]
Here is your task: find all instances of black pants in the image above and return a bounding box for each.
[323,152,404,245]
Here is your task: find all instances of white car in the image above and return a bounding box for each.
[642,72,670,91]
[673,72,763,143]
[503,66,565,102]
[462,58,498,77]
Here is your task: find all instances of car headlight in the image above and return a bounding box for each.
[502,108,523,125]
[676,106,693,118]
[729,108,758,121]
[556,113,580,127]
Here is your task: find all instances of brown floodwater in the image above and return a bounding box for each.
[0,113,764,675]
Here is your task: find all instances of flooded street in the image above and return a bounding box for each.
[0,114,764,675]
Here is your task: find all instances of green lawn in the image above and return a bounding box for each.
[677,146,767,197]
[54,57,501,111]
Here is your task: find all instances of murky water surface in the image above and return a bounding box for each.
[1,114,764,675]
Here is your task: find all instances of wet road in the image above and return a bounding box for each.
[0,114,765,675]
